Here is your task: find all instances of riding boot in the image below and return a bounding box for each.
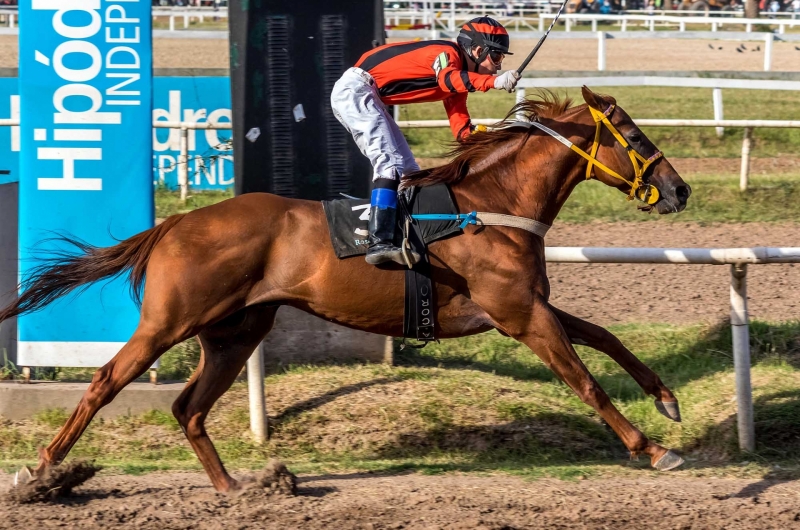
[365,179,420,266]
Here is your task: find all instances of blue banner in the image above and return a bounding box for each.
[18,0,153,364]
[153,77,233,190]
[0,77,233,191]
[0,78,18,186]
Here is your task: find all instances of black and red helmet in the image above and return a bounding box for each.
[457,17,513,56]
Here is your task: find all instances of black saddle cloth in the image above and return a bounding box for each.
[322,183,460,259]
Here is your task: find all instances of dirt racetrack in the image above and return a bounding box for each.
[546,222,800,326]
[2,471,800,529]
[1,35,800,72]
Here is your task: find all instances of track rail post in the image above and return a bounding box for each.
[248,343,267,444]
[740,127,752,192]
[730,263,755,453]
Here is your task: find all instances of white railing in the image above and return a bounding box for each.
[397,116,797,192]
[152,120,231,201]
[395,80,800,191]
[545,246,800,452]
[5,3,799,32]
[539,13,800,33]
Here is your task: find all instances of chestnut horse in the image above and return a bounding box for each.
[2,88,691,492]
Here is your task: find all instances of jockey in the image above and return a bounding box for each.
[331,17,520,266]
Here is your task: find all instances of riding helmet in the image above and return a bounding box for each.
[456,17,513,56]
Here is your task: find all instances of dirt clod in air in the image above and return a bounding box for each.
[7,460,101,504]
[253,459,297,496]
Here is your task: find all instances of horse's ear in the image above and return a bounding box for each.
[581,86,616,112]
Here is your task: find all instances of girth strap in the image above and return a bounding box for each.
[412,212,550,238]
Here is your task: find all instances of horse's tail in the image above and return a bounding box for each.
[0,214,186,324]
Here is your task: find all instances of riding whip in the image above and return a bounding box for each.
[516,0,570,75]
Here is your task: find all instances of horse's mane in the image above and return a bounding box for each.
[403,90,576,188]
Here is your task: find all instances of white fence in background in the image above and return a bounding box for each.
[395,79,800,191]
[539,13,800,33]
[544,246,800,452]
[3,2,800,32]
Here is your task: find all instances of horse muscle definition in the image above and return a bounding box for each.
[1,88,691,492]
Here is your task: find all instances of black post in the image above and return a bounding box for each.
[226,0,393,370]
[0,180,18,369]
[228,0,383,200]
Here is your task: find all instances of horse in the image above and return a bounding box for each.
[1,87,691,493]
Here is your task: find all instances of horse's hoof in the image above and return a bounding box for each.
[655,400,682,422]
[653,450,685,472]
[13,466,34,487]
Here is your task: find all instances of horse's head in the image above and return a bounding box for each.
[579,87,691,215]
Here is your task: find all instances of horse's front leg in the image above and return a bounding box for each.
[550,304,681,422]
[488,295,684,470]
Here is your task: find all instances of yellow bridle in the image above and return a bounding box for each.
[528,104,664,205]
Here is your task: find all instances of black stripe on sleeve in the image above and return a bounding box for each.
[457,122,472,139]
[357,40,438,72]
[459,71,476,92]
[443,71,457,93]
[379,77,439,97]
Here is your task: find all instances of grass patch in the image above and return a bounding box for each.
[151,173,800,224]
[155,185,233,218]
[400,87,800,159]
[3,321,800,480]
[560,173,800,223]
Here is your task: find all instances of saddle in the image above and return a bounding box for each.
[322,183,461,345]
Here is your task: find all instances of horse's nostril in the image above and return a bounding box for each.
[676,185,691,203]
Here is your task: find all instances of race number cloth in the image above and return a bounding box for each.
[322,183,461,259]
[18,1,153,367]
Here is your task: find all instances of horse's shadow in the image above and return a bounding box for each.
[373,410,626,465]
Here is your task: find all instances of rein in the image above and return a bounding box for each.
[528,104,663,205]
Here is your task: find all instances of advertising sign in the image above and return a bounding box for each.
[0,76,233,192]
[18,0,153,366]
[153,77,233,190]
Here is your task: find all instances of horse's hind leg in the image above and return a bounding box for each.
[35,323,185,472]
[550,304,681,422]
[171,304,278,493]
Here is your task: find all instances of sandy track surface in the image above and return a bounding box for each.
[2,471,800,529]
[546,222,800,326]
[1,35,799,72]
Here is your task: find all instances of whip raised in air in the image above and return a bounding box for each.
[516,0,570,75]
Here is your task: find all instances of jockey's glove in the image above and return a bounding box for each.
[494,70,521,93]
[471,124,488,134]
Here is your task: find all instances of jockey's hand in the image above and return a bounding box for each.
[494,70,520,93]
[471,124,488,134]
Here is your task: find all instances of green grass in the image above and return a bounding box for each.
[155,185,233,218]
[151,173,800,225]
[3,321,800,480]
[561,173,800,223]
[400,87,800,158]
[148,87,800,223]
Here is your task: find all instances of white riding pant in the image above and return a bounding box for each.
[331,67,420,182]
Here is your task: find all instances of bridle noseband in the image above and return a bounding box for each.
[529,104,663,205]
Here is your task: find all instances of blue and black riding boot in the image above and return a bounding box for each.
[365,179,420,266]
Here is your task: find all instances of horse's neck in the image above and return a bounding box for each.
[450,127,588,226]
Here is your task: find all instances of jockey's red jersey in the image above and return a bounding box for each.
[354,40,496,139]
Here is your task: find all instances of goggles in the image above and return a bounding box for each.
[488,49,505,65]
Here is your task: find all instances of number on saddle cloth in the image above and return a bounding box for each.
[321,183,462,260]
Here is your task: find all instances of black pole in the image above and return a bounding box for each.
[0,180,18,368]
[227,0,382,200]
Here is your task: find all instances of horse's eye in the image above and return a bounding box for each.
[629,132,642,143]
